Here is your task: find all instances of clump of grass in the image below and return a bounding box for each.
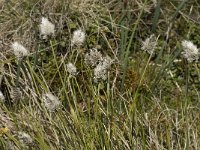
[0,0,200,149]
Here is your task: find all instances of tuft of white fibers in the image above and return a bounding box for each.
[42,92,61,112]
[181,40,199,62]
[66,62,77,76]
[18,131,33,145]
[40,17,55,39]
[0,91,5,103]
[85,48,103,67]
[11,42,29,58]
[141,34,157,55]
[101,56,113,69]
[71,29,86,46]
[94,56,113,82]
[94,64,107,82]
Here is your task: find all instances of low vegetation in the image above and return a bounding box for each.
[0,0,200,149]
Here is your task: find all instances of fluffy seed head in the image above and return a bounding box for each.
[181,40,199,62]
[6,140,16,150]
[93,56,113,82]
[0,91,5,103]
[18,131,33,145]
[84,48,103,67]
[40,17,55,39]
[42,93,61,112]
[141,34,157,55]
[66,62,77,76]
[94,64,107,82]
[11,42,29,58]
[71,29,85,46]
[101,56,113,69]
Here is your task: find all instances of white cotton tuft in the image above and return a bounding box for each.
[181,40,199,62]
[42,92,61,112]
[11,42,29,58]
[84,48,103,67]
[66,62,77,76]
[71,29,85,46]
[40,17,55,38]
[18,131,33,145]
[141,34,157,55]
[0,91,5,103]
[93,56,113,82]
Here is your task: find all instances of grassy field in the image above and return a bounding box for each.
[0,0,200,149]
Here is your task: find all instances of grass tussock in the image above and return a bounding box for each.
[0,0,200,149]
